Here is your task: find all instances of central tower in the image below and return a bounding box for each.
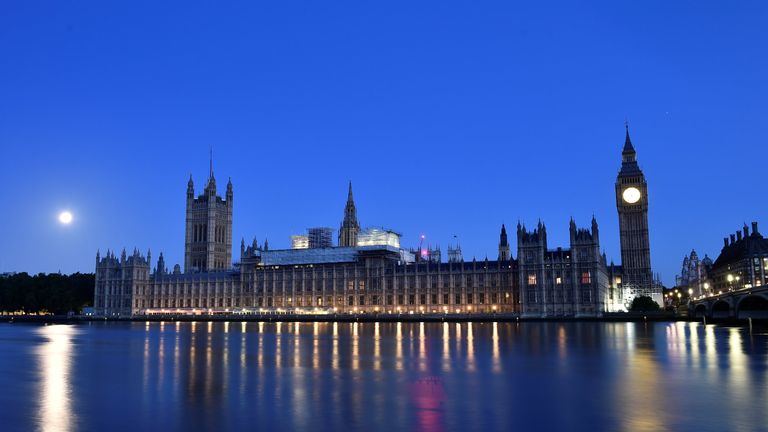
[184,156,233,272]
[338,181,360,247]
[615,126,656,303]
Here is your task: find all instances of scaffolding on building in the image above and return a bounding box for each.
[307,227,334,248]
[290,235,309,249]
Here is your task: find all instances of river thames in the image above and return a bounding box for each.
[0,321,766,432]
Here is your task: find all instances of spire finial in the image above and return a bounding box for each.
[347,180,353,201]
[209,146,214,179]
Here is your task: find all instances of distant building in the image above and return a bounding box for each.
[94,128,651,317]
[676,250,713,297]
[709,222,768,294]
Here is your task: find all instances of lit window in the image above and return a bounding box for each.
[581,271,591,284]
[528,274,537,285]
[555,276,562,284]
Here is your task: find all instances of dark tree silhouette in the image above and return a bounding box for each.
[629,295,660,312]
[0,272,94,314]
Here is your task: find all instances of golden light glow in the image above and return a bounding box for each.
[622,187,641,204]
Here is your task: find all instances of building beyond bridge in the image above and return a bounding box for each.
[94,128,660,317]
[690,222,768,320]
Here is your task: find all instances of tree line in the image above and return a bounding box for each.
[0,272,94,314]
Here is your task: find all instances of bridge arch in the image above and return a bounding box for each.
[712,300,731,319]
[693,303,708,318]
[736,294,768,319]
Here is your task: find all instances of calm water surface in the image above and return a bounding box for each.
[0,321,766,432]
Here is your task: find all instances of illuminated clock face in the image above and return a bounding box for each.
[622,187,641,204]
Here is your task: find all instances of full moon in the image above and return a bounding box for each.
[58,211,73,225]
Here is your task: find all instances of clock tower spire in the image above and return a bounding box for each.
[615,125,658,305]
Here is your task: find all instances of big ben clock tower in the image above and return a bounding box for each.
[615,125,658,305]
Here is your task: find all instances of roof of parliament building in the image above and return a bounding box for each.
[248,245,404,266]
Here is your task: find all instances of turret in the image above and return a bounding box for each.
[156,252,166,275]
[226,177,233,202]
[498,224,510,261]
[187,175,194,199]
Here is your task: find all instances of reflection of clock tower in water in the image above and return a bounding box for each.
[615,125,655,301]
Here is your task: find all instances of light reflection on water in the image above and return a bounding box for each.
[36,325,76,432]
[0,322,766,431]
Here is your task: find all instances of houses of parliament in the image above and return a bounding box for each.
[93,127,660,317]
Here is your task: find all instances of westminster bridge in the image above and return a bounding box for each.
[690,284,768,320]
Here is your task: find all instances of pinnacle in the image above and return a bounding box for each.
[623,123,636,154]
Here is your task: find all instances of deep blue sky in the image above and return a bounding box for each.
[1,1,766,285]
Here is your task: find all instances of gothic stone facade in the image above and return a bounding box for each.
[95,130,647,317]
[184,168,233,273]
[94,229,612,317]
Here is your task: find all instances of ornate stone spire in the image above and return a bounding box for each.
[339,181,360,247]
